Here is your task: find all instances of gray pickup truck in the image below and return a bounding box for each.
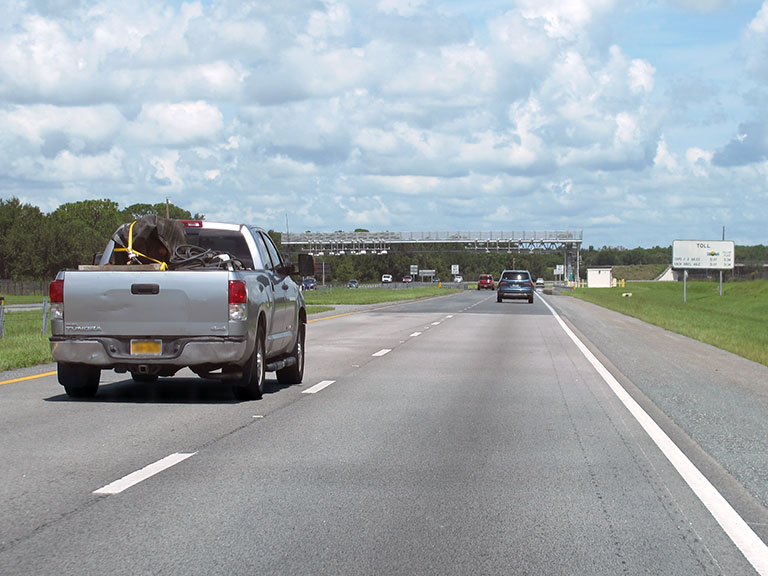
[49,217,313,401]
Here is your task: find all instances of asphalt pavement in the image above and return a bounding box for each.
[1,290,766,575]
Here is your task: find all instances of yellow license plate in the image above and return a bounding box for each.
[130,340,162,356]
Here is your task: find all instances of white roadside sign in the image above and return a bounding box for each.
[672,240,735,270]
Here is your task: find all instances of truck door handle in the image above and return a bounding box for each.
[131,283,160,295]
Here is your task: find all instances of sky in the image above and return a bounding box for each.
[2,0,768,248]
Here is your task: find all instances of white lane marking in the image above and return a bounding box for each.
[94,452,196,495]
[303,380,336,394]
[446,315,454,318]
[372,349,392,357]
[410,332,422,337]
[539,295,768,575]
[431,321,441,326]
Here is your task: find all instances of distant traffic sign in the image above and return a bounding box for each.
[672,240,734,270]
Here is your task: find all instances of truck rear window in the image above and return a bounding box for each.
[185,230,254,269]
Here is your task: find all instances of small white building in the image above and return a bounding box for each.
[586,266,613,288]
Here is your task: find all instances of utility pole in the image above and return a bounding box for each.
[720,226,725,296]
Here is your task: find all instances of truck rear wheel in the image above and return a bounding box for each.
[58,363,101,398]
[277,323,305,385]
[232,326,265,401]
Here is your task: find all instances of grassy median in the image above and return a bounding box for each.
[304,284,457,307]
[567,280,768,367]
[0,309,53,372]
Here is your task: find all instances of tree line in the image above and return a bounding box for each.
[1,196,766,283]
[0,197,204,280]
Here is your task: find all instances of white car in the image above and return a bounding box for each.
[453,275,463,283]
[382,274,393,283]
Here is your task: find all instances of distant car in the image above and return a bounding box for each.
[497,270,534,304]
[402,275,413,283]
[477,274,494,290]
[536,278,545,289]
[302,277,317,290]
[453,275,463,283]
[347,279,358,288]
[382,274,393,283]
[432,277,441,283]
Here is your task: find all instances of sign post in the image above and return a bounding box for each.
[672,240,735,303]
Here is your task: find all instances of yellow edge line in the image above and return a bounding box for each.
[0,371,57,386]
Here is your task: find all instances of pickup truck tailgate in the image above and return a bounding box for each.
[63,270,231,337]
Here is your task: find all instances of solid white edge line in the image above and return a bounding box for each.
[302,380,336,394]
[372,349,392,357]
[93,452,196,495]
[539,295,768,575]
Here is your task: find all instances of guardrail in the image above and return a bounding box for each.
[0,300,49,338]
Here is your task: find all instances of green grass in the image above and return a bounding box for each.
[1,295,45,305]
[304,285,459,306]
[0,310,53,372]
[307,305,336,315]
[568,280,768,367]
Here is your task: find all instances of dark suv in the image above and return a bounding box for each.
[497,270,534,303]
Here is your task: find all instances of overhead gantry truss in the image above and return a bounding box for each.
[282,230,583,255]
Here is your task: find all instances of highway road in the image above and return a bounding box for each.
[1,290,767,575]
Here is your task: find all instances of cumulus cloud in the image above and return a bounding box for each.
[0,0,765,247]
[712,121,768,166]
[127,101,224,147]
[514,0,615,41]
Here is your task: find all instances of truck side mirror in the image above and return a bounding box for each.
[298,253,315,277]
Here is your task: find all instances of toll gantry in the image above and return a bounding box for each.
[283,229,583,280]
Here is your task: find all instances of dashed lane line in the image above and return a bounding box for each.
[302,380,336,394]
[93,452,196,495]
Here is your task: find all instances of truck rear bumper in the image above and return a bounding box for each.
[50,337,248,367]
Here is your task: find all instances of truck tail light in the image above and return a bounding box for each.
[228,280,247,321]
[50,280,64,303]
[180,220,203,228]
[49,279,64,319]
